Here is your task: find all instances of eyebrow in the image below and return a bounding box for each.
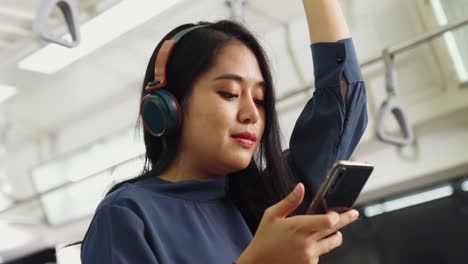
[213,73,265,89]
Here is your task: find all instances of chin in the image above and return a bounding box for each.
[231,156,252,170]
[220,155,249,172]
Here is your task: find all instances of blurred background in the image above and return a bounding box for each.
[0,0,467,263]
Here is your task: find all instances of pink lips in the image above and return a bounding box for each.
[232,132,257,148]
[231,132,257,142]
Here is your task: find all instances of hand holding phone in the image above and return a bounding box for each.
[306,160,374,215]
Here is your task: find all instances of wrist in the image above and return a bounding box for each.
[235,243,261,264]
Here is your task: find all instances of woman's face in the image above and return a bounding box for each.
[179,41,266,177]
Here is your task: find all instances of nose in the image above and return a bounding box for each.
[238,95,260,124]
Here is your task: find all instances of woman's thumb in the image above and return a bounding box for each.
[269,183,304,219]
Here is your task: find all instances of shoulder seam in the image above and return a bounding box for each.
[105,183,133,204]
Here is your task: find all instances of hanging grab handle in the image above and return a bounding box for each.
[33,0,81,48]
[375,48,414,147]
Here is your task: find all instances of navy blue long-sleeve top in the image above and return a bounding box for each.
[80,38,367,263]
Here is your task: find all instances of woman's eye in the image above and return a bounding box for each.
[218,92,264,106]
[218,92,238,99]
[255,100,265,106]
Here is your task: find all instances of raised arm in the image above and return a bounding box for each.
[286,0,368,214]
[303,0,351,100]
[303,0,351,43]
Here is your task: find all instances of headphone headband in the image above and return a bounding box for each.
[146,25,206,91]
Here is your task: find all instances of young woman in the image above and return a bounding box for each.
[80,0,367,263]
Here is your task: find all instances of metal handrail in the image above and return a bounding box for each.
[277,16,468,103]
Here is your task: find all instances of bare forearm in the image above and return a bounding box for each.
[302,0,351,44]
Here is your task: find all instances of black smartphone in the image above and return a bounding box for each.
[306,160,374,215]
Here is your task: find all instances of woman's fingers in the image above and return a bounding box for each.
[265,183,305,220]
[313,231,344,256]
[313,209,359,240]
[289,211,340,233]
[289,209,359,238]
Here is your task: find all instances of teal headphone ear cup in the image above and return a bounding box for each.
[140,89,182,137]
[141,94,167,137]
[156,89,182,129]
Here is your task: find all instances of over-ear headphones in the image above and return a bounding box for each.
[140,25,206,137]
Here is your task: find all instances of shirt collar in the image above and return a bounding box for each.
[139,176,228,201]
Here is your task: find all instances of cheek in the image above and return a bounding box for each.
[186,101,233,144]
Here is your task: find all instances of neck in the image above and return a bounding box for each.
[159,151,224,182]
